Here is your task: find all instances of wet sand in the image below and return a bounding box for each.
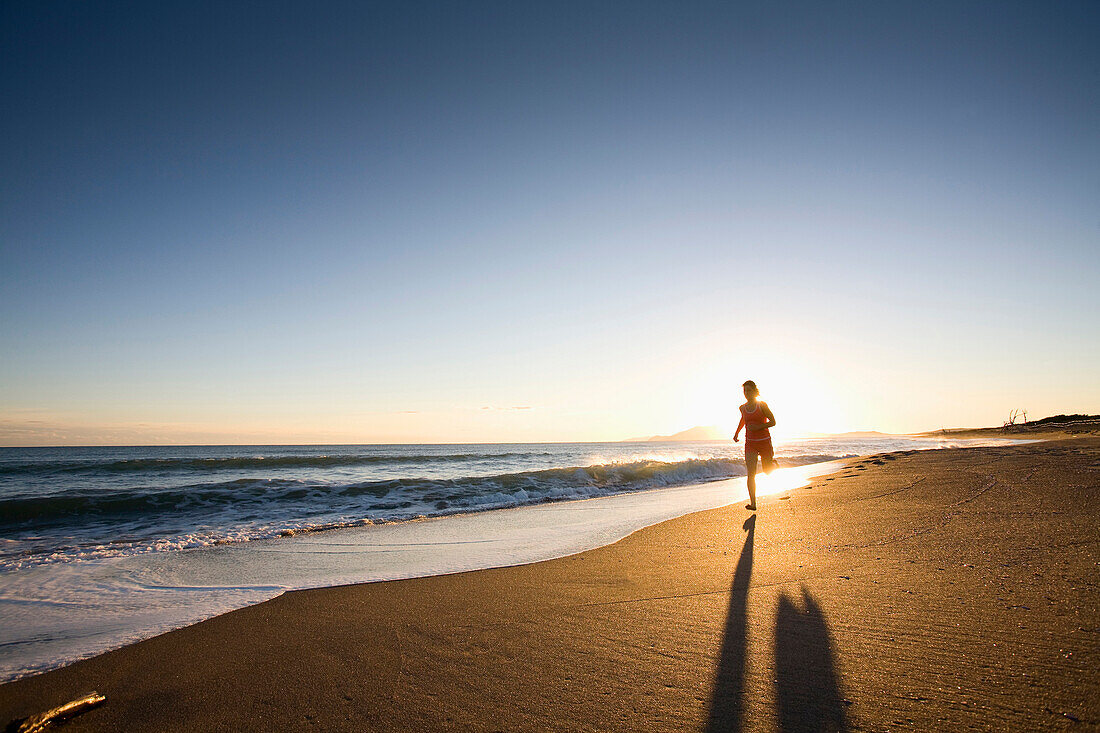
[2,437,1098,731]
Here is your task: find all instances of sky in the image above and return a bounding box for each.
[1,1,1098,445]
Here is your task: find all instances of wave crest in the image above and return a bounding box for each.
[2,458,746,526]
[0,457,756,569]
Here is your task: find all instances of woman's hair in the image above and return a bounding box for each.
[742,380,758,394]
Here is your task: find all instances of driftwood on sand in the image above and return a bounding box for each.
[14,692,105,733]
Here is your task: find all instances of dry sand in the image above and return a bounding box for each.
[2,437,1098,731]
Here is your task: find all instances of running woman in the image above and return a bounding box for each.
[732,379,776,511]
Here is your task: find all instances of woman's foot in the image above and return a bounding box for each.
[745,503,757,511]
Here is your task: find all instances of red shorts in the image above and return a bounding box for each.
[745,438,775,470]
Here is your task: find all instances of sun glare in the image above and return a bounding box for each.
[752,464,816,498]
[677,356,852,439]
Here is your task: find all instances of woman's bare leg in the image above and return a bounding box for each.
[745,451,758,510]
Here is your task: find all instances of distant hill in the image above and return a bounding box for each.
[1025,413,1099,427]
[625,425,730,442]
[808,430,895,438]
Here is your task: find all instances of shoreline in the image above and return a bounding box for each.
[0,454,855,683]
[3,435,1097,730]
[0,438,1026,684]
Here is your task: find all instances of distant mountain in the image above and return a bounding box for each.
[624,425,730,442]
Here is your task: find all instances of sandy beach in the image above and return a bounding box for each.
[2,435,1097,731]
[6,1,1097,729]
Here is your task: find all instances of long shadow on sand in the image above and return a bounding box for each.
[774,587,847,732]
[705,514,754,733]
[705,516,847,733]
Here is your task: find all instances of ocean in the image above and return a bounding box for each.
[0,436,1022,681]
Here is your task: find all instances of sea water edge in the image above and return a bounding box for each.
[0,436,1027,681]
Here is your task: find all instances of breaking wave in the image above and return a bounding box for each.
[0,456,774,569]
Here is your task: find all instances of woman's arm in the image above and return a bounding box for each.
[758,402,777,430]
[733,413,745,441]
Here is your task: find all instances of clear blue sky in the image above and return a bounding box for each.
[2,1,1098,444]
